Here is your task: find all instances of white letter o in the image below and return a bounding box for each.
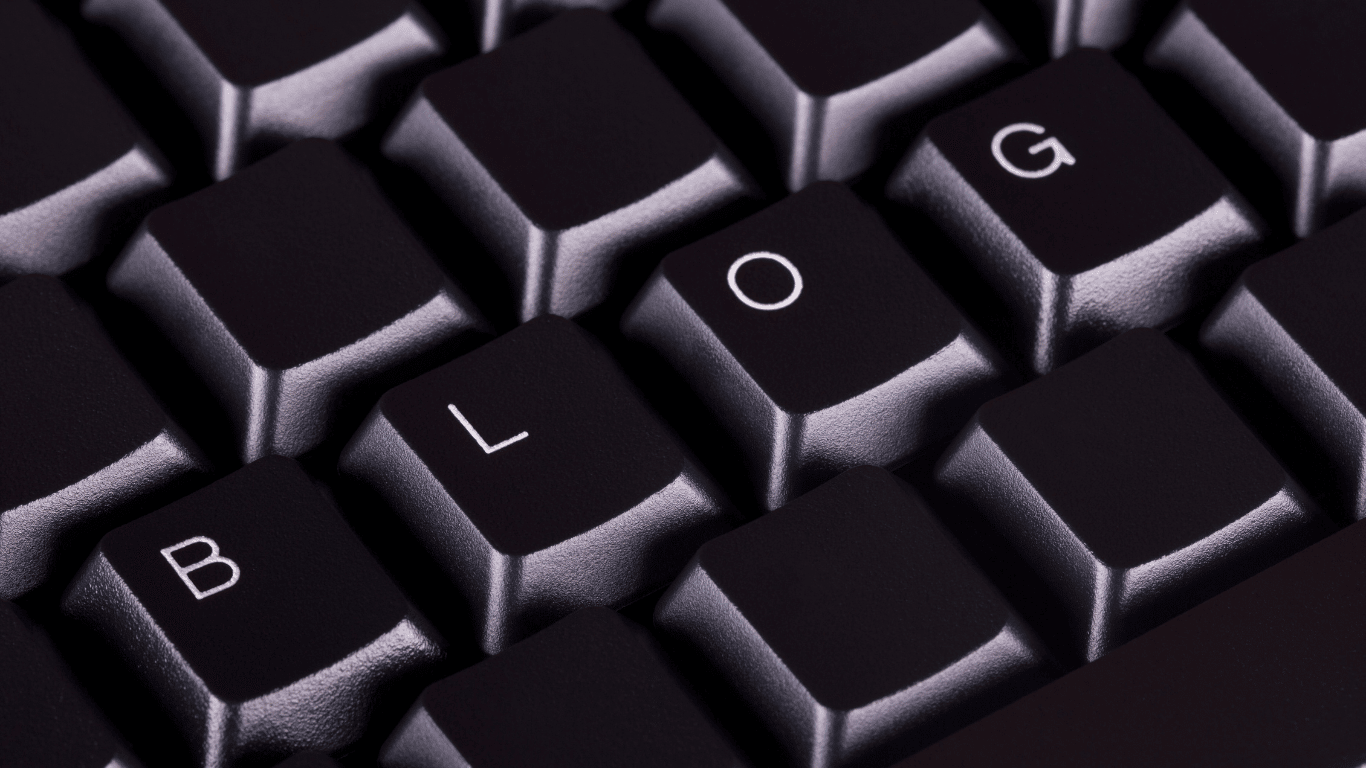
[727,252,803,311]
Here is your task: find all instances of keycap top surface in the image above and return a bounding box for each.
[0,0,140,213]
[273,752,340,768]
[98,456,410,702]
[0,277,168,513]
[978,329,1285,568]
[1188,0,1366,140]
[661,182,962,413]
[421,9,719,230]
[146,139,451,370]
[722,0,984,96]
[158,0,412,85]
[418,608,741,768]
[898,516,1366,768]
[924,49,1227,275]
[696,466,1011,708]
[378,315,685,556]
[1242,209,1366,410]
[0,601,135,768]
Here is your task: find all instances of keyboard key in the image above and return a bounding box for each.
[1037,0,1144,58]
[1147,0,1366,236]
[937,329,1329,660]
[0,276,206,600]
[380,607,745,768]
[63,456,445,768]
[649,0,1018,191]
[471,0,626,51]
[384,9,755,322]
[657,467,1051,768]
[887,49,1264,375]
[623,182,1010,510]
[1203,208,1366,521]
[894,517,1366,768]
[84,0,446,179]
[1,600,145,768]
[108,139,487,462]
[0,0,170,277]
[274,753,340,768]
[340,315,735,653]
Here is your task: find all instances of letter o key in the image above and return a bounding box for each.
[727,252,803,311]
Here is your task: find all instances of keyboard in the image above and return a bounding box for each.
[6,0,1366,766]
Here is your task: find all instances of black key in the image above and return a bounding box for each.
[380,607,745,768]
[384,9,755,322]
[84,0,446,179]
[0,276,206,600]
[108,139,487,462]
[1037,0,1144,58]
[274,753,340,768]
[0,0,170,277]
[340,315,735,653]
[63,456,445,768]
[1147,0,1366,236]
[623,182,1010,510]
[657,467,1051,768]
[887,50,1264,374]
[1203,208,1366,521]
[650,0,1017,192]
[936,329,1330,660]
[895,519,1366,768]
[1,600,145,768]
[471,0,626,51]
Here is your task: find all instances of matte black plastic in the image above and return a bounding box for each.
[0,0,141,213]
[978,329,1284,567]
[416,608,743,768]
[378,316,686,556]
[924,49,1227,274]
[1188,0,1366,140]
[146,139,455,370]
[97,457,414,701]
[898,520,1366,767]
[157,0,412,85]
[0,277,171,514]
[0,600,135,768]
[661,182,962,413]
[420,9,721,230]
[721,0,987,96]
[694,466,1016,709]
[1241,207,1366,410]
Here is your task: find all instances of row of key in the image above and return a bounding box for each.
[4,0,1366,767]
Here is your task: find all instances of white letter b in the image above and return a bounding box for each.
[160,536,241,600]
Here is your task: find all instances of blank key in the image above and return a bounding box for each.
[84,0,446,178]
[650,0,1018,191]
[937,329,1331,660]
[385,10,755,322]
[657,466,1051,768]
[0,0,170,277]
[109,139,486,462]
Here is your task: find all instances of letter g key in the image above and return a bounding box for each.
[992,123,1076,179]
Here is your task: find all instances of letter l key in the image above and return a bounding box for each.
[448,403,529,454]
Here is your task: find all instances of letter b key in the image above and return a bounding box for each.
[161,536,241,599]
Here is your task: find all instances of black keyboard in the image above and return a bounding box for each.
[6,1,1366,766]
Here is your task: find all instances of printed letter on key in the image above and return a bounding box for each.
[448,403,529,454]
[160,536,241,599]
[992,123,1076,179]
[727,252,804,310]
